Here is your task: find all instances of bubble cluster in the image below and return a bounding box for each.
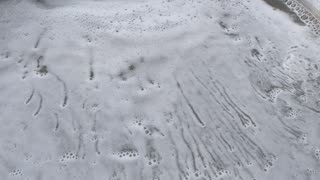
[133,119,164,137]
[267,87,283,102]
[263,158,275,172]
[134,119,143,127]
[282,0,320,35]
[35,65,48,76]
[215,169,231,178]
[143,126,153,136]
[306,168,316,175]
[147,158,160,166]
[145,147,161,166]
[10,169,23,176]
[60,152,79,162]
[278,102,300,119]
[116,148,140,159]
[285,107,299,118]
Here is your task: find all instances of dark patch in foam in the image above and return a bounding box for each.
[262,0,305,25]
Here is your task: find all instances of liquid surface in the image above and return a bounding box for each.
[0,0,320,180]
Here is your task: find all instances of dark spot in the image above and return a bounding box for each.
[37,65,48,75]
[251,48,264,61]
[222,13,230,17]
[140,57,145,63]
[128,64,135,71]
[225,33,239,38]
[118,71,127,80]
[89,70,94,80]
[148,79,154,84]
[219,21,228,29]
[5,51,10,58]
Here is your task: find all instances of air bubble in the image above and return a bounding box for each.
[301,15,308,20]
[194,171,200,177]
[264,168,268,172]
